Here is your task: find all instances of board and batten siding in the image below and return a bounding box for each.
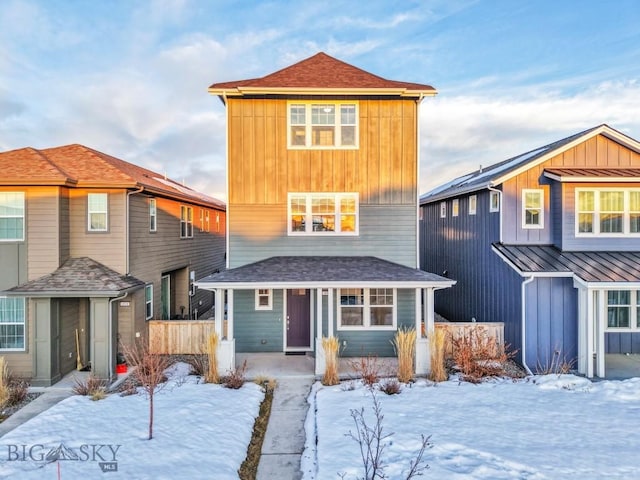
[229,204,417,268]
[420,189,524,361]
[68,188,126,273]
[606,332,640,354]
[226,97,418,207]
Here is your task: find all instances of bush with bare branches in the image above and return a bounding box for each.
[121,338,172,439]
[450,328,517,383]
[350,355,383,387]
[222,359,247,389]
[379,378,402,395]
[536,348,576,375]
[72,374,108,400]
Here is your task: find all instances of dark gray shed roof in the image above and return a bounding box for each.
[493,244,640,283]
[3,257,145,297]
[421,124,640,204]
[195,256,454,289]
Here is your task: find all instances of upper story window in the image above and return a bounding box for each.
[577,188,640,236]
[522,189,544,229]
[288,193,358,235]
[489,191,500,212]
[149,199,157,232]
[215,212,220,232]
[288,101,358,149]
[338,288,396,330]
[88,193,108,232]
[0,192,25,241]
[204,211,210,232]
[439,202,446,218]
[468,195,477,215]
[452,199,459,217]
[606,290,640,330]
[0,297,25,350]
[180,206,193,238]
[255,289,272,310]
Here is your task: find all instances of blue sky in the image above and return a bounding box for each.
[2,0,639,199]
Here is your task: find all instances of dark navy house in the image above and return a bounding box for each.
[420,124,640,378]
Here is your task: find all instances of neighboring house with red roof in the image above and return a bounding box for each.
[196,52,453,374]
[420,124,640,378]
[0,145,225,385]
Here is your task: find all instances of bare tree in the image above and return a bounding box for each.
[121,338,171,440]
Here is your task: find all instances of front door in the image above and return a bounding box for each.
[286,289,311,349]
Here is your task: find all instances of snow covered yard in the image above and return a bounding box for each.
[0,363,263,479]
[303,375,640,480]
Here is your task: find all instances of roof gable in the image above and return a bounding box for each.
[0,144,225,209]
[209,52,436,98]
[421,124,640,203]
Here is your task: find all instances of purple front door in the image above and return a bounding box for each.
[286,289,311,349]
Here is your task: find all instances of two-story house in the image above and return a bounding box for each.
[196,52,453,375]
[0,144,226,385]
[420,124,640,378]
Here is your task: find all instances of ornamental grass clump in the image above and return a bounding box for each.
[205,331,219,384]
[321,336,340,386]
[428,328,448,382]
[393,327,416,383]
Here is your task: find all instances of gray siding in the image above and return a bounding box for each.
[59,298,80,376]
[234,289,284,352]
[524,277,578,370]
[550,182,563,247]
[606,332,640,354]
[0,244,26,290]
[420,190,524,361]
[229,204,417,268]
[27,187,62,280]
[502,176,554,245]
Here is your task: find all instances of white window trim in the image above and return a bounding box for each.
[215,212,220,232]
[149,198,157,232]
[469,195,477,215]
[490,191,500,213]
[576,188,640,237]
[145,284,153,320]
[87,193,108,232]
[0,297,26,351]
[205,211,210,232]
[287,101,359,150]
[255,289,273,310]
[605,289,640,332]
[522,189,544,229]
[199,209,205,232]
[337,288,397,331]
[440,202,446,218]
[287,192,359,236]
[0,192,25,241]
[180,205,193,238]
[452,199,459,217]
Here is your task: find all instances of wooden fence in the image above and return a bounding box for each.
[148,320,221,354]
[434,322,504,358]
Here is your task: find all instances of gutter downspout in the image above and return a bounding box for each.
[487,185,503,243]
[521,276,535,375]
[126,186,145,275]
[109,291,129,381]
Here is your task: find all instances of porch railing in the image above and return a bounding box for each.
[434,322,504,359]
[148,320,227,354]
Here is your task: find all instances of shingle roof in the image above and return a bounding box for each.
[0,144,225,210]
[209,52,436,97]
[493,244,640,283]
[4,257,145,297]
[421,124,640,203]
[195,256,454,288]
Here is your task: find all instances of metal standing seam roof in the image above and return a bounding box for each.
[3,257,145,297]
[195,256,454,288]
[493,244,640,283]
[544,167,640,181]
[420,124,640,204]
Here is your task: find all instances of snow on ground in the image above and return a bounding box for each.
[0,363,263,480]
[302,375,640,480]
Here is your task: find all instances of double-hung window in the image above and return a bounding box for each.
[468,195,477,215]
[0,192,25,241]
[338,288,396,330]
[88,193,108,232]
[145,285,153,320]
[452,199,459,217]
[522,189,544,228]
[607,290,640,330]
[490,191,500,212]
[149,199,157,232]
[0,297,25,350]
[288,101,358,149]
[255,289,272,310]
[180,206,193,238]
[288,193,358,235]
[205,211,210,232]
[577,188,640,235]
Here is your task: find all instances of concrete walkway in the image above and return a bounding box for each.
[0,388,73,438]
[256,376,315,480]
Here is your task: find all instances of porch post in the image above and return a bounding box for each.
[216,288,235,374]
[577,286,588,375]
[227,289,234,340]
[315,287,325,376]
[214,288,224,338]
[415,287,431,375]
[596,289,606,378]
[586,288,595,378]
[328,288,334,338]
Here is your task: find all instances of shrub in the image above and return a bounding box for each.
[72,374,108,397]
[393,327,416,383]
[450,327,517,383]
[428,328,448,382]
[322,336,340,386]
[6,378,29,407]
[350,355,382,387]
[185,353,208,377]
[223,360,247,389]
[379,378,402,395]
[536,348,576,375]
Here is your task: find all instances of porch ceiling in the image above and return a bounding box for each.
[2,257,145,297]
[493,244,640,283]
[195,256,455,289]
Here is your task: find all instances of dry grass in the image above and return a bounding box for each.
[72,374,108,397]
[393,327,416,383]
[322,336,340,386]
[238,385,274,480]
[0,357,9,408]
[428,328,448,382]
[350,354,382,386]
[205,332,220,384]
[536,349,576,375]
[450,327,517,383]
[379,378,402,395]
